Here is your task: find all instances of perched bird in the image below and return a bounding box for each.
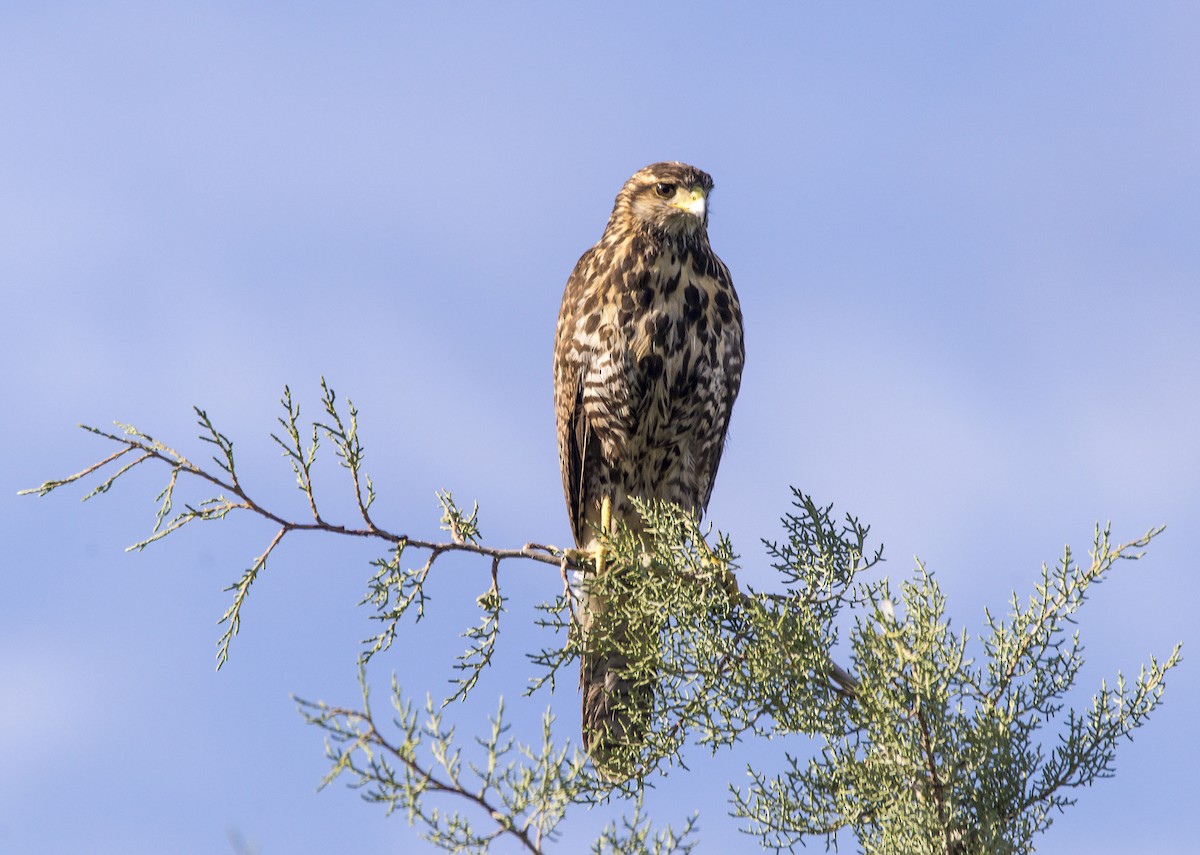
[553,162,744,773]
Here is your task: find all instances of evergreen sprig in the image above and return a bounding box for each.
[21,382,1182,853]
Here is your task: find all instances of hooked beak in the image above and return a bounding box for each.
[672,187,707,218]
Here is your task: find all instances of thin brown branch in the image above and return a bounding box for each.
[17,444,138,497]
[326,705,544,855]
[216,525,289,667]
[828,660,860,697]
[915,703,953,853]
[75,425,573,568]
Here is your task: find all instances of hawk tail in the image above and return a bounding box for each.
[579,581,655,780]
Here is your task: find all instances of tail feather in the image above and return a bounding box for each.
[578,571,656,779]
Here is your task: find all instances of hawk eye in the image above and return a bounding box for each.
[653,182,676,198]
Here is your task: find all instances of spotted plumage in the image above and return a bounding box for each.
[553,162,744,772]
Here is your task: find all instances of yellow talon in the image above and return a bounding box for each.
[698,531,741,601]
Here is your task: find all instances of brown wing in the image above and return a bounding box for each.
[554,248,603,548]
[696,254,745,513]
[559,361,597,547]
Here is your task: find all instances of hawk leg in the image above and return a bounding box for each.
[596,494,612,576]
[697,533,741,601]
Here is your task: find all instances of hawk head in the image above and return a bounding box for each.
[614,162,715,238]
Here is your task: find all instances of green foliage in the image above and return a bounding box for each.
[591,801,700,854]
[298,676,589,853]
[731,527,1180,854]
[21,382,1182,853]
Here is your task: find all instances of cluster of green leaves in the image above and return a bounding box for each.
[733,524,1179,854]
[20,383,1182,854]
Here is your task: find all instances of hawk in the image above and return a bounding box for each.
[553,162,744,773]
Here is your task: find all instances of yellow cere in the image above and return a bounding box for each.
[673,186,707,217]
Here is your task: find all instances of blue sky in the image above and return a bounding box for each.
[3,3,1197,852]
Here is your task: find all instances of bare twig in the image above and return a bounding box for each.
[302,697,545,855]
